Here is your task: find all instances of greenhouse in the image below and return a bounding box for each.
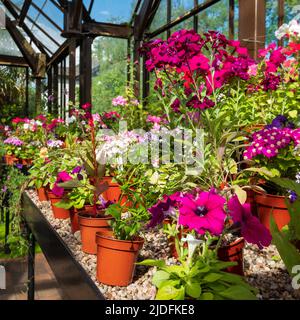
[0,0,300,304]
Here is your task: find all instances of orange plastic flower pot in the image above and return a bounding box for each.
[217,238,245,276]
[48,192,70,220]
[255,192,290,230]
[70,205,96,234]
[4,154,18,165]
[78,212,113,254]
[37,187,48,202]
[96,234,144,286]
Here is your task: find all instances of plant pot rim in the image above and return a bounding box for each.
[254,191,286,200]
[78,211,111,219]
[96,233,144,244]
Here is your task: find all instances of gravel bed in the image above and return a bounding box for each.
[27,190,300,300]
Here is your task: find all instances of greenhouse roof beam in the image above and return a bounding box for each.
[2,0,49,58]
[0,54,29,67]
[18,0,32,28]
[82,22,132,39]
[5,15,46,77]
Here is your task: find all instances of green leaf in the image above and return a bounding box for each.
[203,273,223,283]
[199,292,214,300]
[57,179,82,189]
[271,178,300,195]
[54,200,73,209]
[185,281,201,298]
[136,259,166,268]
[233,185,247,205]
[156,285,183,300]
[219,285,257,300]
[270,214,300,276]
[152,271,170,288]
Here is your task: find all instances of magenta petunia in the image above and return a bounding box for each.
[178,191,226,236]
[228,196,272,249]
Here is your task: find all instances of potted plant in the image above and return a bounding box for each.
[138,233,258,300]
[243,116,300,230]
[147,189,272,276]
[96,204,149,286]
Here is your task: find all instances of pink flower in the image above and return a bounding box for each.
[248,64,258,76]
[147,115,163,124]
[228,196,272,249]
[188,54,210,72]
[112,96,127,106]
[82,103,92,110]
[178,191,226,236]
[52,171,72,197]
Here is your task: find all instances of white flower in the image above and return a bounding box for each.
[35,120,42,126]
[23,123,29,130]
[66,116,76,124]
[181,234,203,265]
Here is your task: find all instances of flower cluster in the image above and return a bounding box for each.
[244,118,300,160]
[141,30,256,111]
[275,19,300,40]
[4,137,24,146]
[47,140,64,148]
[112,96,127,106]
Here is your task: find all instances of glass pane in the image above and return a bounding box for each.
[171,0,194,20]
[265,0,278,44]
[0,29,22,56]
[197,0,229,37]
[92,37,127,113]
[90,0,138,23]
[171,17,194,33]
[32,0,64,29]
[150,0,167,32]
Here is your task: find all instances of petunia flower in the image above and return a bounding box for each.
[178,191,226,236]
[228,196,272,249]
[52,171,72,197]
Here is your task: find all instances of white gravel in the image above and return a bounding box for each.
[27,190,300,300]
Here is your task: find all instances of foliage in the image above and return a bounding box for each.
[0,166,29,258]
[106,203,149,241]
[269,178,300,277]
[138,235,257,300]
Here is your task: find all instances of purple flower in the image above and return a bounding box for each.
[16,164,23,170]
[289,191,297,203]
[147,193,181,228]
[1,186,7,193]
[112,96,127,106]
[228,196,272,249]
[47,140,64,148]
[72,166,82,174]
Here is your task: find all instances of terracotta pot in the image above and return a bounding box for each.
[102,176,122,203]
[4,154,18,165]
[255,192,290,230]
[217,238,245,276]
[96,234,144,286]
[69,205,95,234]
[37,187,48,202]
[47,192,70,220]
[78,212,113,254]
[21,159,32,166]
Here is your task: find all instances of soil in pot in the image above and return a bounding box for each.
[78,212,113,254]
[48,192,70,220]
[37,187,48,202]
[96,234,144,286]
[255,192,290,230]
[70,205,95,234]
[217,238,245,276]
